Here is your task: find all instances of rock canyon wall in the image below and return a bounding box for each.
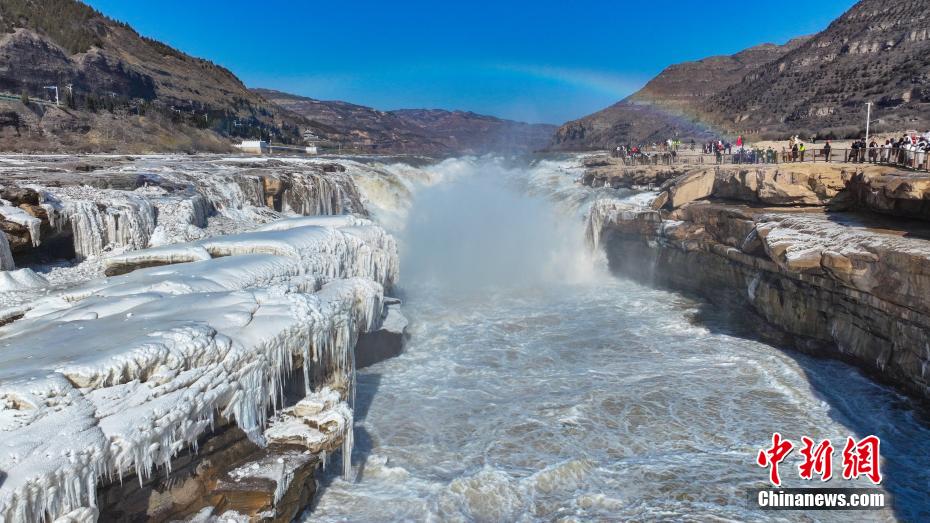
[584,159,930,399]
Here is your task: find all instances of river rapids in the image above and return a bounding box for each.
[309,157,930,522]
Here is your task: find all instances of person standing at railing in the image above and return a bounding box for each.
[850,139,864,163]
[799,142,807,161]
[823,141,832,162]
[868,140,878,163]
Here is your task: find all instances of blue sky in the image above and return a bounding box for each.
[85,0,857,124]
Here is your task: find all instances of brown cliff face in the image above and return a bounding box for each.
[256,88,557,156]
[0,0,306,151]
[707,0,930,135]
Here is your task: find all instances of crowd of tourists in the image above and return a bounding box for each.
[844,132,930,166]
[612,132,930,170]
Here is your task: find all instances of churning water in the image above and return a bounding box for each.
[310,157,930,522]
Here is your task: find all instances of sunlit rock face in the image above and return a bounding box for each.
[584,161,930,399]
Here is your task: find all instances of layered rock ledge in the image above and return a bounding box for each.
[584,159,930,399]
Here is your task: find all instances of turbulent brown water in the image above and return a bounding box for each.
[309,157,930,522]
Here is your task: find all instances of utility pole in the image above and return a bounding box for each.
[44,86,59,106]
[865,102,872,143]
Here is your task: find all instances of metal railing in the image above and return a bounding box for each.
[0,92,58,107]
[611,147,930,172]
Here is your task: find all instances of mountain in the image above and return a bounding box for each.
[549,38,810,150]
[0,0,308,152]
[255,88,557,155]
[0,0,553,155]
[707,0,930,136]
[552,0,930,150]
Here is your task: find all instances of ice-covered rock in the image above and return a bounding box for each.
[0,268,48,291]
[0,221,396,522]
[0,202,42,247]
[0,156,371,269]
[102,244,213,276]
[255,215,371,232]
[264,387,353,478]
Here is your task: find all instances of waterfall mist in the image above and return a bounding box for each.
[399,158,600,295]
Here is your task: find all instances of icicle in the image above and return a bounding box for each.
[0,230,15,270]
[342,407,354,481]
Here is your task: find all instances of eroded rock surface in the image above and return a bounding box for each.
[589,192,930,397]
[583,159,930,220]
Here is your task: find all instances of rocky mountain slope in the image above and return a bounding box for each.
[708,0,930,136]
[0,0,307,152]
[549,39,809,150]
[256,88,557,155]
[553,0,930,150]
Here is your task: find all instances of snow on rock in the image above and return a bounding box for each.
[264,387,353,479]
[0,221,396,523]
[585,198,641,249]
[102,244,212,276]
[0,202,42,247]
[52,507,99,523]
[100,219,397,286]
[0,269,48,292]
[255,215,371,232]
[147,193,210,247]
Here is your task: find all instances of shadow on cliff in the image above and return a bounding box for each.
[604,228,930,519]
[825,209,930,241]
[688,298,930,522]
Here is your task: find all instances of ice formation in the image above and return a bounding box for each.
[585,198,639,249]
[0,269,48,292]
[0,156,369,274]
[0,231,14,271]
[264,387,354,479]
[0,217,398,522]
[0,202,41,247]
[38,191,159,261]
